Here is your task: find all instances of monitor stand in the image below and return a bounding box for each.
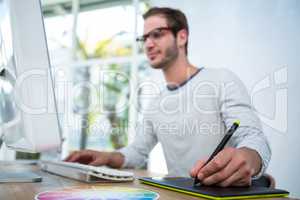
[0,172,42,183]
[0,139,42,183]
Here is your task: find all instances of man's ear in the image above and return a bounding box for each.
[176,29,188,49]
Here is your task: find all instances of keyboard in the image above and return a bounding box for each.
[40,160,134,183]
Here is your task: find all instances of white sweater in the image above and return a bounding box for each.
[119,67,271,177]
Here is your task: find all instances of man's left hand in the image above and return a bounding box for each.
[190,147,262,187]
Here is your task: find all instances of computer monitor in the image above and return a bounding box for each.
[0,0,62,155]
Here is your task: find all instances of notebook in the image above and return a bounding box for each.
[139,177,289,200]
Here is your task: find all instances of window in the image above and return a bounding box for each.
[43,1,149,155]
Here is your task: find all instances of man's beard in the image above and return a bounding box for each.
[151,42,179,69]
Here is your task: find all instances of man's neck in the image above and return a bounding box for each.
[162,56,198,86]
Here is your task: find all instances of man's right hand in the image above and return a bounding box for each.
[64,149,125,168]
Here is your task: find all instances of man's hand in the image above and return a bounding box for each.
[190,147,262,187]
[64,149,125,168]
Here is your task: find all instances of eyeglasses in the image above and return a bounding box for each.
[136,27,173,44]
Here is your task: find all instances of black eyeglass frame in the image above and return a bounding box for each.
[136,27,176,43]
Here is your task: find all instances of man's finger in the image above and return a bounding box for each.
[65,150,93,163]
[64,151,79,162]
[190,158,207,177]
[231,178,252,187]
[217,166,252,187]
[67,152,83,162]
[198,148,233,180]
[201,157,243,185]
[89,158,106,166]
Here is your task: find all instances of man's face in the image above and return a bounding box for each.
[143,16,179,69]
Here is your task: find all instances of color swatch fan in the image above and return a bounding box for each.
[35,186,159,200]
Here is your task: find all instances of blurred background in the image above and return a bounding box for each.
[0,0,299,197]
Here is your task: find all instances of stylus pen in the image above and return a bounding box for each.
[193,120,240,186]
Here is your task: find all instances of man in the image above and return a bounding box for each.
[65,7,271,187]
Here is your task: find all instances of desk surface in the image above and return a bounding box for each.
[0,161,295,200]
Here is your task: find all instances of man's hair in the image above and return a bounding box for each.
[143,7,189,55]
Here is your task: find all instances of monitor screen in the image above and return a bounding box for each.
[0,0,62,153]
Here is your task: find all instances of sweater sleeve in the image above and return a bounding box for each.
[219,69,271,178]
[118,116,158,168]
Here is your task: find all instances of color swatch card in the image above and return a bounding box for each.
[35,186,159,200]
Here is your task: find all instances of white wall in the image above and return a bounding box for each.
[150,0,300,197]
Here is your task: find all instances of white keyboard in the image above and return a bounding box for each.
[40,160,134,182]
